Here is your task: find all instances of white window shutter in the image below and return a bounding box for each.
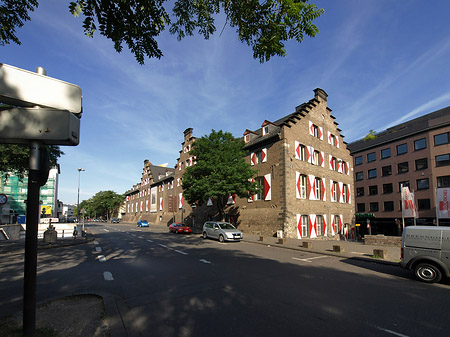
[309,121,314,136]
[309,214,317,238]
[262,148,267,162]
[296,172,301,199]
[250,152,255,165]
[159,197,163,211]
[294,141,300,160]
[319,126,324,140]
[264,173,271,201]
[179,193,183,209]
[308,175,316,200]
[323,214,327,237]
[296,214,302,239]
[330,215,335,236]
[322,178,326,201]
[320,151,325,167]
[348,184,351,204]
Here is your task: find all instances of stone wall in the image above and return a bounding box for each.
[364,234,402,247]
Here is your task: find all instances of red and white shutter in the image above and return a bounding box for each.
[159,197,163,211]
[322,178,326,201]
[330,215,336,236]
[131,203,134,212]
[308,175,316,200]
[309,214,317,238]
[127,204,130,213]
[328,131,332,144]
[248,179,254,202]
[140,201,143,212]
[178,193,183,209]
[264,174,271,201]
[296,172,301,199]
[295,141,300,160]
[330,179,335,202]
[336,136,340,148]
[262,148,267,163]
[323,215,328,237]
[178,162,182,170]
[319,126,324,140]
[177,178,181,187]
[338,182,344,203]
[329,154,333,170]
[339,215,344,233]
[337,159,343,173]
[345,162,350,175]
[296,214,302,239]
[306,146,312,164]
[227,194,236,205]
[309,121,314,136]
[146,200,149,212]
[251,152,256,165]
[347,183,351,204]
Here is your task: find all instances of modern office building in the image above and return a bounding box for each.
[124,89,355,239]
[0,166,60,224]
[347,106,450,234]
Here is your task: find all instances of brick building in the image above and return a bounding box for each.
[347,106,450,235]
[124,89,355,239]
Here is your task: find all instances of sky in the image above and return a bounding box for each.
[2,0,450,205]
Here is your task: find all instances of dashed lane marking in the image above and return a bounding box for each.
[97,255,106,262]
[158,244,168,248]
[103,271,114,281]
[199,259,211,264]
[95,247,102,252]
[147,239,153,243]
[374,326,409,337]
[174,250,188,255]
[292,256,328,263]
[93,241,99,245]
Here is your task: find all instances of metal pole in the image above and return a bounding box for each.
[77,168,84,223]
[23,141,42,337]
[435,187,440,226]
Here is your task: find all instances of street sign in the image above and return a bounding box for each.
[0,63,82,114]
[40,206,52,215]
[0,194,7,205]
[0,108,80,145]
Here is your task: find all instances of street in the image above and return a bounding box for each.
[1,222,450,337]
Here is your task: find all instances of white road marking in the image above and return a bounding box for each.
[103,229,109,232]
[374,326,409,337]
[93,241,99,245]
[292,256,328,263]
[158,244,168,248]
[351,252,366,255]
[103,271,114,281]
[95,247,102,252]
[174,250,188,255]
[147,239,153,243]
[199,259,211,264]
[138,236,144,239]
[97,255,106,262]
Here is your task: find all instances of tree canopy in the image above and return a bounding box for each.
[182,129,259,220]
[1,0,324,64]
[79,190,124,221]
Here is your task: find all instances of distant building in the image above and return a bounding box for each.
[0,166,60,224]
[347,106,450,234]
[62,204,75,220]
[123,89,355,239]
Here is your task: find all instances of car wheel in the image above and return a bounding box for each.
[414,263,442,283]
[218,234,225,243]
[202,232,207,239]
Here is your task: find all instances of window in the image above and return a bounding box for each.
[356,172,364,181]
[417,178,429,190]
[383,183,393,194]
[382,165,392,176]
[333,181,338,201]
[244,135,250,143]
[301,215,308,238]
[313,150,320,165]
[397,143,407,155]
[414,138,427,151]
[437,175,450,188]
[383,201,394,212]
[316,215,323,236]
[256,151,263,164]
[312,124,319,138]
[369,202,379,212]
[415,158,428,170]
[263,126,269,135]
[299,174,307,199]
[356,187,364,197]
[334,215,340,234]
[367,152,376,162]
[331,157,337,171]
[381,148,391,159]
[369,185,378,195]
[298,144,306,161]
[398,162,409,174]
[355,156,363,166]
[255,177,265,200]
[343,185,348,203]
[368,169,377,179]
[436,154,450,167]
[434,132,450,146]
[418,199,431,210]
[315,177,323,200]
[330,134,336,146]
[357,203,365,212]
[399,181,410,192]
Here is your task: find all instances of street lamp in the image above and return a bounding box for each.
[77,168,85,223]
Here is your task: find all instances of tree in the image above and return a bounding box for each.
[80,190,124,221]
[182,129,259,221]
[0,144,63,181]
[363,129,377,141]
[1,0,324,64]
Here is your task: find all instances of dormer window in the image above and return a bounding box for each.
[263,126,269,136]
[245,134,250,143]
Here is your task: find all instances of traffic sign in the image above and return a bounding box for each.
[0,63,82,114]
[0,194,7,205]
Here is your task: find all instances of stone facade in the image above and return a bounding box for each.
[123,89,355,239]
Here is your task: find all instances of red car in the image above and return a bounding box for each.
[169,223,192,234]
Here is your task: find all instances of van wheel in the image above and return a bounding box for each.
[414,263,442,283]
[218,234,225,243]
[202,232,207,239]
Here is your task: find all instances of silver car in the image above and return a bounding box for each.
[202,221,243,242]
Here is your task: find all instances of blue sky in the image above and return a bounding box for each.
[2,0,450,205]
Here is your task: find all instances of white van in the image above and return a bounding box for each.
[400,226,450,283]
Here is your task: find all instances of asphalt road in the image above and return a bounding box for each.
[1,222,450,337]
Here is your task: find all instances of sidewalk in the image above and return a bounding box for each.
[241,232,401,265]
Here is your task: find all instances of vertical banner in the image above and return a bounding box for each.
[437,188,450,219]
[401,186,417,218]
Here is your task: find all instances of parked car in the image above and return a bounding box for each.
[169,222,192,234]
[137,220,149,227]
[202,221,243,242]
[400,226,450,283]
[111,218,120,223]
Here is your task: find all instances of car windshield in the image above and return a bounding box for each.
[219,223,236,229]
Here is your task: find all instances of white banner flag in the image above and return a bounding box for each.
[401,186,417,218]
[437,188,450,219]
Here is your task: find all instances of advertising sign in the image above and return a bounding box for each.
[437,188,450,219]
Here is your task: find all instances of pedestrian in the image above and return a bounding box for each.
[73,226,78,240]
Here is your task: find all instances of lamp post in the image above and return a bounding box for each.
[77,168,85,223]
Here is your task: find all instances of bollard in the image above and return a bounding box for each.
[258,236,264,242]
[62,230,64,242]
[302,241,312,248]
[278,238,285,244]
[333,245,344,253]
[373,249,387,259]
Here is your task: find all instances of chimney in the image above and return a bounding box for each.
[184,128,193,140]
[313,88,328,102]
